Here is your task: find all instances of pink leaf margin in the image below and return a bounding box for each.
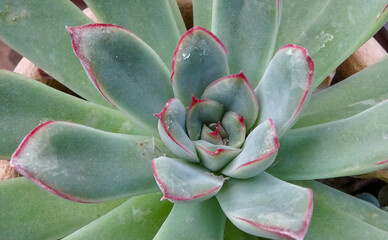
[236,119,279,170]
[154,98,196,158]
[234,188,313,240]
[278,44,314,123]
[10,121,91,203]
[67,23,136,107]
[151,159,223,201]
[171,25,228,84]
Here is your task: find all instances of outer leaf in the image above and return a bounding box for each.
[193,0,213,30]
[186,96,224,140]
[268,100,388,180]
[155,98,199,162]
[293,181,388,239]
[216,172,313,240]
[255,44,314,136]
[0,177,126,240]
[194,140,241,171]
[275,0,388,88]
[212,0,281,86]
[10,121,169,202]
[0,70,148,159]
[152,157,226,203]
[222,119,279,179]
[84,0,182,67]
[154,198,226,240]
[63,193,173,240]
[166,0,187,34]
[224,220,259,240]
[0,0,110,106]
[202,72,259,130]
[172,26,229,106]
[295,56,388,128]
[68,24,173,132]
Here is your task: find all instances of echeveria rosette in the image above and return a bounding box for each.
[151,26,314,239]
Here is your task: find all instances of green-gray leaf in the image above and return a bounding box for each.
[0,0,110,106]
[275,0,388,88]
[216,172,313,240]
[63,193,173,240]
[212,0,280,87]
[193,0,213,30]
[0,70,147,159]
[295,56,388,128]
[269,100,388,180]
[293,180,388,239]
[0,177,126,240]
[68,24,173,133]
[11,121,169,202]
[83,0,182,67]
[154,197,226,240]
[172,26,229,106]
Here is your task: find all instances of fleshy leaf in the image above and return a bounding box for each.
[193,0,213,30]
[10,121,168,202]
[186,96,224,140]
[83,0,183,67]
[0,70,149,159]
[155,98,199,162]
[202,72,259,130]
[62,193,173,240]
[294,180,388,239]
[222,119,279,179]
[201,125,224,145]
[216,173,313,240]
[295,56,388,128]
[0,0,110,106]
[212,0,281,87]
[255,44,314,137]
[224,220,259,240]
[171,26,229,106]
[268,100,388,180]
[275,0,388,88]
[154,198,226,240]
[0,177,126,240]
[152,157,226,203]
[221,112,246,148]
[68,23,173,131]
[194,140,241,171]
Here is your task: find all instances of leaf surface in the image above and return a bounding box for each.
[202,72,259,130]
[293,180,388,239]
[255,44,314,136]
[275,0,388,88]
[269,100,388,180]
[216,172,313,240]
[84,0,183,67]
[0,177,126,240]
[152,157,225,203]
[295,56,388,128]
[154,198,226,240]
[0,70,147,159]
[63,193,173,240]
[11,121,169,202]
[68,24,173,132]
[193,0,213,30]
[222,120,279,179]
[172,26,229,106]
[212,0,281,87]
[0,0,110,106]
[156,98,199,162]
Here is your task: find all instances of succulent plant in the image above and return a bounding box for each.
[1,0,388,240]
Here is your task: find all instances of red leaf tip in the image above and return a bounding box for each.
[188,95,207,110]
